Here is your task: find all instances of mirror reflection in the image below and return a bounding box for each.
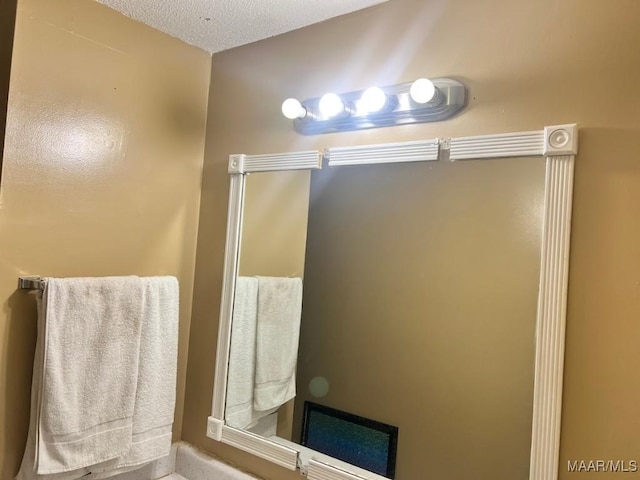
[227,157,546,479]
[226,170,311,439]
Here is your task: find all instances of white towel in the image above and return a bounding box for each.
[106,276,179,470]
[16,276,179,480]
[247,412,278,438]
[253,277,303,412]
[225,277,277,429]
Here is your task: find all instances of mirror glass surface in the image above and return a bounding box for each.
[227,157,546,479]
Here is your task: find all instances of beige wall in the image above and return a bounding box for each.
[239,171,310,279]
[185,0,640,479]
[0,0,210,476]
[0,0,18,172]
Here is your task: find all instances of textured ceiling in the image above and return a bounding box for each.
[95,0,389,53]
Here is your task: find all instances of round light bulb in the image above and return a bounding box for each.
[410,78,436,104]
[318,93,345,118]
[281,98,306,120]
[360,87,387,113]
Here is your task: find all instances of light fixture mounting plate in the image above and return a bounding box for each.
[293,78,467,135]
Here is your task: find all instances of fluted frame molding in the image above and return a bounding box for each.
[208,125,578,480]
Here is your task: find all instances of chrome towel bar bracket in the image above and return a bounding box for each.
[18,276,45,291]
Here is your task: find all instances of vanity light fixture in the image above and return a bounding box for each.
[318,93,346,119]
[359,86,388,113]
[409,78,437,104]
[281,98,307,120]
[281,77,466,135]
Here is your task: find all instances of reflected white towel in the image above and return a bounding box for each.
[16,276,179,480]
[226,277,277,429]
[253,277,303,412]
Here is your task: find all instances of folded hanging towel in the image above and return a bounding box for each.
[225,277,286,429]
[247,412,278,438]
[225,277,260,429]
[78,276,179,479]
[37,277,145,474]
[16,276,179,480]
[253,277,303,412]
[106,276,179,471]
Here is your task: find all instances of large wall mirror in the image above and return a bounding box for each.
[208,125,578,480]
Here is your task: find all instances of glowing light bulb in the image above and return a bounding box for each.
[360,87,387,113]
[318,93,345,118]
[410,78,437,104]
[281,98,306,119]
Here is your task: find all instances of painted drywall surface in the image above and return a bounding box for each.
[0,0,210,476]
[186,0,640,479]
[239,170,310,280]
[0,0,18,175]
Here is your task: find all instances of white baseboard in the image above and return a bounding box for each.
[105,444,177,480]
[102,442,258,480]
[174,442,259,480]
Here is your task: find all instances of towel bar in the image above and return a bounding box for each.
[18,276,45,290]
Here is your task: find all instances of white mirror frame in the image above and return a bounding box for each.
[207,124,578,480]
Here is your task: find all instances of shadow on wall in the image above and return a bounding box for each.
[0,0,18,176]
[2,289,38,479]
